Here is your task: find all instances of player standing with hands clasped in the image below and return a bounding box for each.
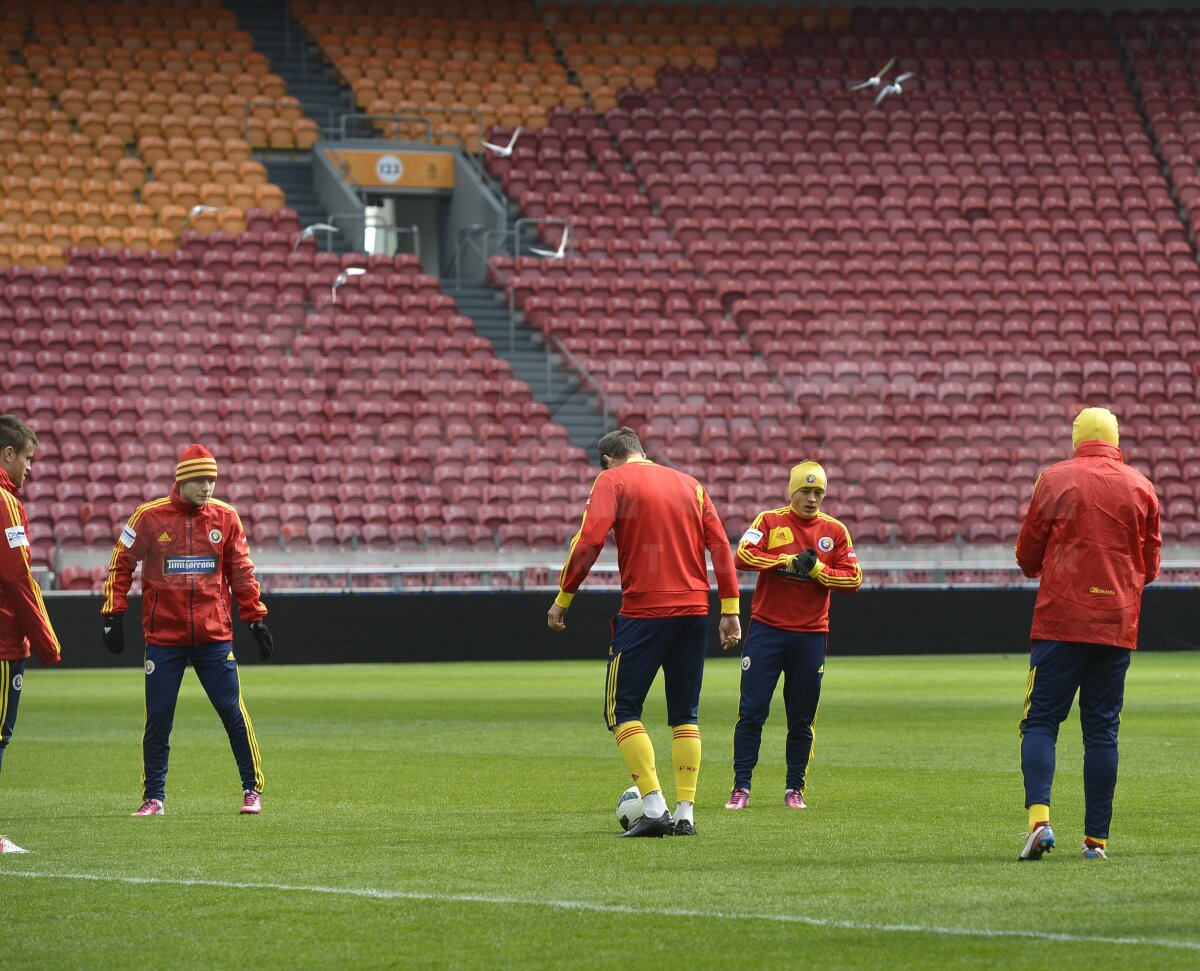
[1015,407,1160,862]
[547,428,741,837]
[0,415,62,854]
[101,444,274,816]
[725,461,861,812]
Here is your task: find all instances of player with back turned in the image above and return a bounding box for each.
[547,427,741,837]
[1014,407,1160,862]
[726,460,861,811]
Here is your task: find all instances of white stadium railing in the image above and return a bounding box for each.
[45,545,1200,595]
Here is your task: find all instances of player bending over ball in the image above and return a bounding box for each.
[726,461,861,812]
[547,428,741,837]
[102,444,274,817]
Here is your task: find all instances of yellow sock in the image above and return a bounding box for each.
[614,721,660,796]
[1028,804,1051,831]
[672,724,701,803]
[1084,835,1107,847]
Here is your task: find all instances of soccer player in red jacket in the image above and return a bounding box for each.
[102,444,275,816]
[1015,407,1161,862]
[547,427,741,837]
[727,460,861,811]
[0,415,62,854]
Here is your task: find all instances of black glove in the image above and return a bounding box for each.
[787,548,819,577]
[102,614,124,655]
[249,620,274,661]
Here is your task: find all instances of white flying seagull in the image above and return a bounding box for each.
[875,72,915,105]
[330,267,367,302]
[530,224,570,259]
[481,126,522,157]
[180,204,225,230]
[851,58,896,90]
[293,223,340,250]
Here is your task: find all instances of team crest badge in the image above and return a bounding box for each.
[818,536,835,553]
[741,656,751,671]
[806,474,816,484]
[145,660,156,674]
[12,673,22,691]
[209,528,223,544]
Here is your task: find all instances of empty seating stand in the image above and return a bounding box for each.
[485,3,1200,546]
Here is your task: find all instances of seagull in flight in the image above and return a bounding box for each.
[875,72,915,105]
[331,267,366,302]
[293,223,340,250]
[851,58,896,90]
[179,204,225,231]
[481,126,522,157]
[530,224,569,259]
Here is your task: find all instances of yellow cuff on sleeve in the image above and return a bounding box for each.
[720,597,740,615]
[554,591,575,609]
[807,560,825,578]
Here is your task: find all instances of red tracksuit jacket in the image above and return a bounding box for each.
[102,486,267,647]
[1015,441,1161,650]
[0,469,62,665]
[736,506,862,632]
[558,459,739,617]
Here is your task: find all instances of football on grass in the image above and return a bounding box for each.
[616,785,643,831]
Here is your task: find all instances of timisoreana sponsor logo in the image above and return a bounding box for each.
[163,555,218,575]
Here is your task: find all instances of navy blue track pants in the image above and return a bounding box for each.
[0,658,26,774]
[142,642,264,802]
[1020,639,1130,839]
[733,622,827,792]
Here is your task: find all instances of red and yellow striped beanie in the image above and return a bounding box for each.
[175,443,219,483]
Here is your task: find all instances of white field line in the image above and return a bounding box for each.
[2,868,1198,953]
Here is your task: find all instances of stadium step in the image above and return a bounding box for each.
[445,285,609,452]
[224,0,365,139]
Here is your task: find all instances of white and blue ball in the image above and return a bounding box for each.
[615,785,644,831]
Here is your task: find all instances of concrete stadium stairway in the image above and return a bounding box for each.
[445,284,608,453]
[223,0,362,138]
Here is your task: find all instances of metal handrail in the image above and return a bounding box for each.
[452,224,486,288]
[483,221,573,352]
[545,332,612,427]
[327,211,420,259]
[514,216,574,258]
[336,114,434,142]
[326,210,366,250]
[484,255,517,353]
[388,224,421,259]
[337,105,483,144]
[482,227,517,263]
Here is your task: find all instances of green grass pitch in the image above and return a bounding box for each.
[2,651,1198,969]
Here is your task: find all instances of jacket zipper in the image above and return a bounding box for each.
[187,508,195,647]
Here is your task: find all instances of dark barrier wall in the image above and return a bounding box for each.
[42,588,1198,669]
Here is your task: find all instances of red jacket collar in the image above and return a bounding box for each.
[1073,440,1123,462]
[0,468,17,497]
[169,484,198,512]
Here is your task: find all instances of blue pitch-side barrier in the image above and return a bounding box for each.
[43,588,1199,668]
